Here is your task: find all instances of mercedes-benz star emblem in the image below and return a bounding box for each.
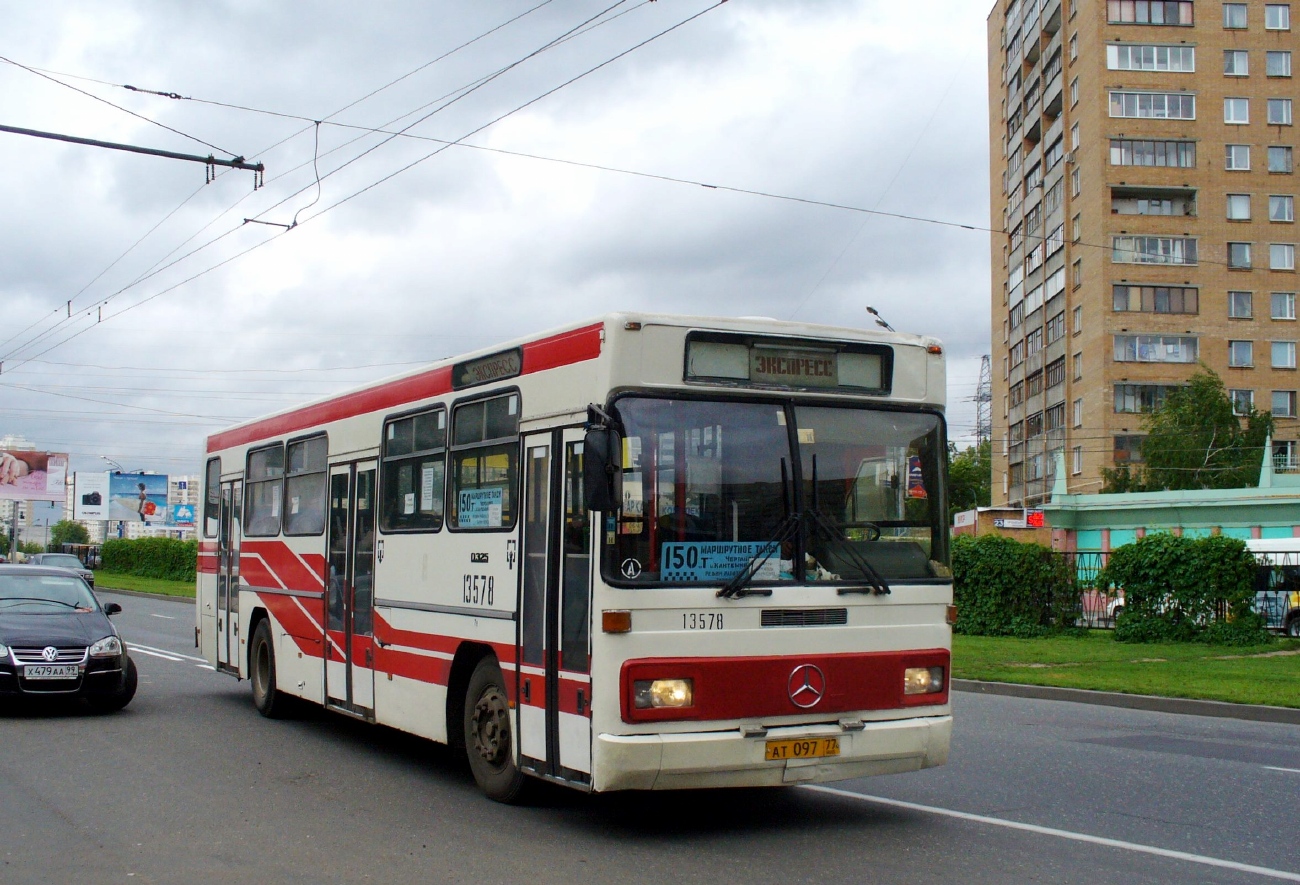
[787,664,826,708]
[42,646,59,662]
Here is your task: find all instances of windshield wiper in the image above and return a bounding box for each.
[805,508,891,596]
[717,511,801,599]
[0,597,81,609]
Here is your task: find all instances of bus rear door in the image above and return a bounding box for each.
[325,461,378,718]
[216,479,241,675]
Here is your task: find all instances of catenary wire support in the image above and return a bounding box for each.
[0,123,265,185]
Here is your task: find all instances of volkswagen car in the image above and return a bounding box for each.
[0,564,137,712]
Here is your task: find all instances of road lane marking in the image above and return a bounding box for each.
[196,664,215,670]
[802,785,1300,882]
[130,643,207,663]
[149,613,175,620]
[1264,766,1300,774]
[131,647,184,662]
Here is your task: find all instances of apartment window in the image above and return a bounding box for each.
[1071,77,1079,106]
[1110,138,1196,167]
[1272,195,1296,222]
[1072,446,1083,474]
[1047,356,1066,387]
[1070,33,1079,61]
[1011,222,1025,252]
[1073,304,1083,332]
[1011,340,1026,366]
[1114,435,1146,464]
[1227,193,1253,219]
[1269,98,1294,125]
[1047,312,1067,345]
[1111,91,1196,119]
[1112,235,1198,264]
[1073,259,1083,288]
[1073,351,1083,379]
[1071,123,1080,150]
[1229,339,1255,366]
[1229,241,1253,268]
[1227,144,1252,170]
[1268,145,1294,172]
[1113,334,1198,362]
[1111,189,1195,215]
[1273,390,1298,416]
[1225,97,1250,124]
[1108,44,1195,71]
[1046,403,1066,432]
[1273,340,1297,367]
[1229,290,1254,317]
[1025,162,1043,192]
[1273,243,1297,269]
[1073,398,1084,427]
[1047,224,1064,256]
[1266,4,1292,29]
[1027,327,1044,356]
[1273,292,1298,319]
[1115,383,1178,412]
[1113,283,1200,313]
[1107,1,1195,24]
[1224,50,1249,76]
[1224,3,1248,28]
[1010,380,1025,406]
[1045,180,1064,215]
[1010,301,1025,329]
[1046,139,1065,171]
[1268,51,1293,77]
[1230,388,1256,414]
[1072,214,1081,241]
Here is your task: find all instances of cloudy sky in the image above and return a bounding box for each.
[0,0,992,485]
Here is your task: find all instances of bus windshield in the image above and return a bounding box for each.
[605,396,948,587]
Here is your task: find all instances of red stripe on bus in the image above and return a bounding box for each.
[620,649,950,723]
[206,322,604,453]
[242,541,326,591]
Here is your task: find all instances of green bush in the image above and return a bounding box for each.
[952,534,1082,637]
[1099,533,1269,645]
[101,537,197,582]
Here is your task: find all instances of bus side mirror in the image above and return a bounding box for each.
[583,427,623,513]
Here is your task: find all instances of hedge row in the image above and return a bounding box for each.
[1099,533,1268,645]
[101,537,197,582]
[952,534,1081,637]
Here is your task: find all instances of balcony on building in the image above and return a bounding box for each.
[1041,0,1062,35]
[1110,186,1198,218]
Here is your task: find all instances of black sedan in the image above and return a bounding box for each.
[25,553,95,588]
[0,565,137,712]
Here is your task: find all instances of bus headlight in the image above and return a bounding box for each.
[903,666,944,695]
[633,678,693,709]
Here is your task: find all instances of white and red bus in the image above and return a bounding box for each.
[197,313,954,801]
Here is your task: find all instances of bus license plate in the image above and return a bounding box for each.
[764,737,840,761]
[24,664,79,680]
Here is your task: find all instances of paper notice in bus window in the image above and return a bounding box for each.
[404,493,416,515]
[660,542,780,583]
[421,467,436,509]
[459,488,504,528]
[290,496,300,515]
[622,474,644,516]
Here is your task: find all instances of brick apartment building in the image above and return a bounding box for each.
[988,0,1298,506]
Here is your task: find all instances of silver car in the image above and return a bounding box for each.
[25,554,95,588]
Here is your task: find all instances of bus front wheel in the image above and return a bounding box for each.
[250,619,292,718]
[464,657,526,803]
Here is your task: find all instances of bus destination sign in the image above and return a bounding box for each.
[453,348,522,389]
[750,349,838,388]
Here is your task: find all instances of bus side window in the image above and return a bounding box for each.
[449,393,519,531]
[245,443,284,537]
[284,435,328,535]
[204,457,221,538]
[380,408,446,532]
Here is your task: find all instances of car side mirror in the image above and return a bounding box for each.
[104,602,122,616]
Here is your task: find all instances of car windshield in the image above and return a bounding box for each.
[0,574,99,612]
[603,396,948,586]
[41,555,86,569]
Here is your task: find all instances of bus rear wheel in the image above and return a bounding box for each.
[464,657,526,803]
[250,619,292,718]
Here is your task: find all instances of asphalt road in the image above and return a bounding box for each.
[2,591,1297,885]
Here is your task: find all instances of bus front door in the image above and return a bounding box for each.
[216,480,241,675]
[324,461,378,718]
[518,428,593,786]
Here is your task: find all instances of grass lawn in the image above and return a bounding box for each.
[954,631,1300,708]
[94,571,195,599]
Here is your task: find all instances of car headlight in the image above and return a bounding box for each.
[89,636,123,658]
[0,642,8,658]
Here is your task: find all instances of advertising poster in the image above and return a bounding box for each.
[73,471,111,520]
[0,450,68,503]
[108,473,170,523]
[171,504,196,527]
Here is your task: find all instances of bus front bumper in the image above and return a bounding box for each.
[592,713,952,792]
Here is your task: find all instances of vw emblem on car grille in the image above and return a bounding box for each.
[787,664,826,709]
[42,646,59,662]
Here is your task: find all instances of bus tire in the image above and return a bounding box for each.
[250,619,292,719]
[464,657,526,803]
[1287,614,1300,638]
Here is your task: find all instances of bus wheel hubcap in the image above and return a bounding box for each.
[473,688,509,766]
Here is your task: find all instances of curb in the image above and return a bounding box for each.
[953,679,1300,725]
[96,587,194,604]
